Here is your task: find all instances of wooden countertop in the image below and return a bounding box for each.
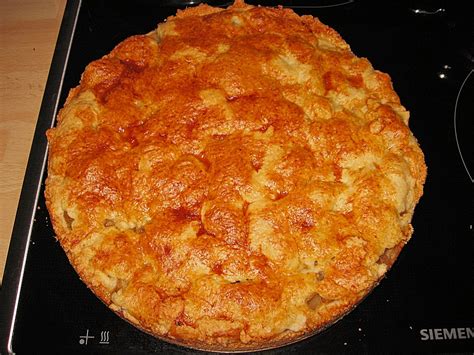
[0,0,67,283]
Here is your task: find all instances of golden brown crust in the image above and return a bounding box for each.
[45,1,426,351]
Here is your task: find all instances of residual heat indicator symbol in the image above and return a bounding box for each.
[99,330,110,344]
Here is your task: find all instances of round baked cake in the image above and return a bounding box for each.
[45,0,426,351]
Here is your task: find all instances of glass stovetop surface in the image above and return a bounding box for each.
[11,1,473,353]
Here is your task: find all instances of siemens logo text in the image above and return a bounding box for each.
[420,327,474,341]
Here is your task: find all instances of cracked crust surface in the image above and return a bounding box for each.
[45,1,426,351]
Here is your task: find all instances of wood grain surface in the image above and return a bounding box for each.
[0,0,66,283]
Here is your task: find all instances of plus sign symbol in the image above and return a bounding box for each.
[78,329,95,345]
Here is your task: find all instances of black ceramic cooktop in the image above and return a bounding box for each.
[1,0,473,353]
